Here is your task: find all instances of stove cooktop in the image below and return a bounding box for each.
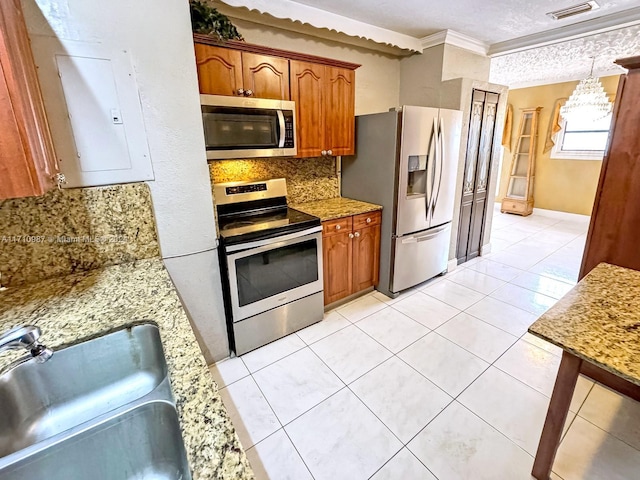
[218,207,321,246]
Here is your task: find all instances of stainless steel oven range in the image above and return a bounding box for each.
[215,178,324,355]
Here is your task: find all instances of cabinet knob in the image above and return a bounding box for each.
[244,89,253,97]
[237,88,244,95]
[354,232,360,238]
[327,149,333,156]
[366,217,372,224]
[321,150,327,156]
[335,224,341,230]
[349,233,354,239]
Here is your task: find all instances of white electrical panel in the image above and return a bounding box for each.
[31,39,154,187]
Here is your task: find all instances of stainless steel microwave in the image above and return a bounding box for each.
[200,94,297,159]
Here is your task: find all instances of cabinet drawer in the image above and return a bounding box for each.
[501,199,527,214]
[323,216,352,236]
[353,211,381,230]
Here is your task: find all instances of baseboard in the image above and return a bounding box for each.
[324,287,374,311]
[447,258,459,272]
[480,242,491,255]
[532,208,590,222]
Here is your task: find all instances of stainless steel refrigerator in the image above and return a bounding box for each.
[342,106,462,298]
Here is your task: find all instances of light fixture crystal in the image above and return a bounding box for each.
[560,69,612,123]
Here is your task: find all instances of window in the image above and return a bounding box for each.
[550,113,612,160]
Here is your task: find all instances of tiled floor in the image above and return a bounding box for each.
[210,208,640,480]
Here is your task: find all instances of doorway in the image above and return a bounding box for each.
[456,89,500,264]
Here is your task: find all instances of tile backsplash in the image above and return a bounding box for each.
[209,156,340,203]
[0,183,159,288]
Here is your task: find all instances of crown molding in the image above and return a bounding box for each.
[489,6,640,56]
[420,29,489,55]
[218,0,424,52]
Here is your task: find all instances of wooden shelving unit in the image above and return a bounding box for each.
[501,107,542,216]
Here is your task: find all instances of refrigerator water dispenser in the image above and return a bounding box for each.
[407,154,428,196]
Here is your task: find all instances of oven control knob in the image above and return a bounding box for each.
[237,88,244,95]
[349,233,354,239]
[244,89,253,97]
[335,225,341,230]
[354,232,360,238]
[366,217,372,224]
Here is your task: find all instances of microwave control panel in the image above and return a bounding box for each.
[284,112,295,148]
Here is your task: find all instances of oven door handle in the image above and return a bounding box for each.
[225,225,322,253]
[277,110,286,148]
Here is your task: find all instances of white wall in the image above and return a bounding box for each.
[23,0,229,362]
[23,0,216,256]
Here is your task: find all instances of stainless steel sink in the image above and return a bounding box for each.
[0,401,190,480]
[0,324,191,479]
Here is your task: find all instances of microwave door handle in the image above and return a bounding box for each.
[277,110,286,148]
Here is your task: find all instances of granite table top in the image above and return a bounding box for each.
[528,262,640,387]
[292,196,382,222]
[0,258,253,480]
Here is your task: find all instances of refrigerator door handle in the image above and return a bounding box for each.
[427,117,438,220]
[432,117,445,216]
[401,224,449,244]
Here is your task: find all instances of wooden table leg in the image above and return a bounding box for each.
[532,351,582,479]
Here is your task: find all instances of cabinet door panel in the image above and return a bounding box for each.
[322,230,352,304]
[352,225,380,293]
[0,0,57,199]
[242,52,290,100]
[290,60,325,158]
[194,44,242,96]
[325,67,355,156]
[0,64,35,198]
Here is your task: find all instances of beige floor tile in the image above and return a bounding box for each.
[350,357,452,443]
[246,430,313,480]
[356,307,429,353]
[408,401,535,480]
[398,333,489,397]
[554,416,640,480]
[285,388,401,480]
[392,291,460,329]
[435,312,517,363]
[310,325,392,384]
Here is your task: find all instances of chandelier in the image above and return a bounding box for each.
[560,58,612,122]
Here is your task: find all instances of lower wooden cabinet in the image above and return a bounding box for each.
[322,211,381,305]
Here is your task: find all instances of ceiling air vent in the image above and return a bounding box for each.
[547,1,600,20]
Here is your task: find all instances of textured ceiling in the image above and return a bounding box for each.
[286,0,639,43]
[490,25,640,87]
[216,0,640,87]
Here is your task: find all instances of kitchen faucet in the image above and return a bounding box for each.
[0,325,53,374]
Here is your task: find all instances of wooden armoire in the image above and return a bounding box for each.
[456,90,500,264]
[580,56,640,279]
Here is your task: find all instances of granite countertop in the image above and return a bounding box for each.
[292,197,382,222]
[528,262,640,387]
[0,258,253,480]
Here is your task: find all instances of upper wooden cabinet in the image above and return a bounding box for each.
[242,52,290,101]
[325,67,355,157]
[0,0,58,200]
[290,61,355,158]
[195,43,289,100]
[290,61,325,158]
[193,35,359,158]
